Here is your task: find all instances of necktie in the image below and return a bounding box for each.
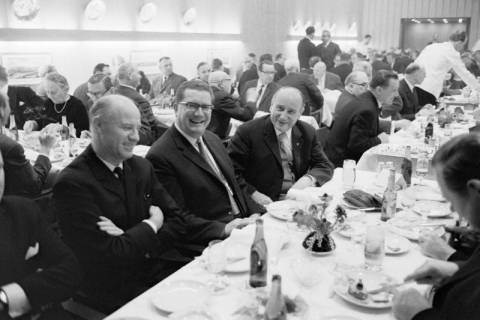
[113,167,124,181]
[256,85,265,109]
[197,140,240,215]
[278,132,295,192]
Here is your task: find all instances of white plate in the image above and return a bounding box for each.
[266,200,303,221]
[152,280,209,313]
[321,316,362,320]
[385,234,410,255]
[413,200,451,218]
[333,270,396,309]
[169,309,219,320]
[337,222,365,238]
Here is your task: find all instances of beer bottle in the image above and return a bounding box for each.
[265,275,286,320]
[381,169,397,222]
[401,146,413,187]
[249,219,268,288]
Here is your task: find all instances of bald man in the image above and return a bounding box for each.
[312,61,343,92]
[228,86,333,204]
[54,95,218,312]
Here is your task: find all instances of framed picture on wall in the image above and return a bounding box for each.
[130,51,161,76]
[1,53,51,85]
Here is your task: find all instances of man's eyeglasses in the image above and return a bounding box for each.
[87,90,108,98]
[352,82,369,88]
[178,101,213,112]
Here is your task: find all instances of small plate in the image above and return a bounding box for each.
[266,200,303,221]
[413,200,451,218]
[333,270,396,309]
[385,234,410,255]
[169,309,219,320]
[152,280,209,313]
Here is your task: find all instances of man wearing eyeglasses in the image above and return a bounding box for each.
[334,71,370,115]
[207,71,255,139]
[146,80,265,255]
[241,60,280,113]
[86,73,113,110]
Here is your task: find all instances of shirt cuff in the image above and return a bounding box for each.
[142,219,158,233]
[1,283,31,318]
[304,174,317,186]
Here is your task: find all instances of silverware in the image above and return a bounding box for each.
[365,280,413,294]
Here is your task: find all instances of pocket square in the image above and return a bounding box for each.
[19,101,24,106]
[25,242,39,260]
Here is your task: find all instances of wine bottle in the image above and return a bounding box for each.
[9,115,18,141]
[265,275,286,320]
[401,146,413,187]
[249,219,268,288]
[424,122,433,144]
[60,116,69,141]
[381,169,397,222]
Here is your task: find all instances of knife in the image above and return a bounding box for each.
[365,280,413,294]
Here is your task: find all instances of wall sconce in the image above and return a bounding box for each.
[183,7,197,26]
[12,0,40,21]
[292,20,302,32]
[85,0,106,21]
[139,2,157,23]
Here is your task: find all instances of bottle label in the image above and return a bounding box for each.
[249,249,267,287]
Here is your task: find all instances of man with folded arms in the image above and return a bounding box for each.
[325,70,398,167]
[54,95,218,312]
[0,151,81,320]
[228,86,334,205]
[147,80,264,252]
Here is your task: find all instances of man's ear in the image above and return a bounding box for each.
[466,179,480,196]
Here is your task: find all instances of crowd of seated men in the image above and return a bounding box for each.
[1,31,480,319]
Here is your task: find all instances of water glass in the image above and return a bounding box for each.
[343,159,356,190]
[364,224,385,271]
[415,153,430,185]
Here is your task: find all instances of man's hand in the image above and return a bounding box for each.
[38,128,56,155]
[251,191,273,205]
[245,87,259,103]
[419,234,456,260]
[23,120,38,134]
[291,176,315,190]
[80,130,92,139]
[404,260,459,286]
[378,132,390,143]
[393,119,412,130]
[224,218,256,236]
[97,216,124,236]
[392,288,430,320]
[148,205,164,230]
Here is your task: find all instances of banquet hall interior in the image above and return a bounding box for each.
[1,0,480,319]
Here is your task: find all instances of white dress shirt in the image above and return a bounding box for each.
[416,41,480,98]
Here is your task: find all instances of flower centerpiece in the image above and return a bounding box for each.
[293,194,347,255]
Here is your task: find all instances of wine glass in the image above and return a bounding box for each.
[415,152,429,185]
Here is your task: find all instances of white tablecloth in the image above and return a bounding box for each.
[106,169,448,320]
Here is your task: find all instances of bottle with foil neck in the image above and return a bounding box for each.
[381,169,397,222]
[249,219,268,288]
[265,275,287,320]
[401,146,413,187]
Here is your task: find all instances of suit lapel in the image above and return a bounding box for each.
[291,125,304,176]
[264,119,282,167]
[122,160,138,223]
[85,146,125,199]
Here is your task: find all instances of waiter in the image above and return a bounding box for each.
[415,31,480,105]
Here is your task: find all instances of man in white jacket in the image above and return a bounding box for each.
[415,31,480,102]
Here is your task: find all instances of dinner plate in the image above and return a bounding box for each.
[321,316,362,320]
[413,200,451,218]
[385,234,410,255]
[387,223,445,241]
[333,270,396,309]
[266,200,303,221]
[169,309,219,320]
[152,280,209,313]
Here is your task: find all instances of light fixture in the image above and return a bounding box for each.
[443,18,448,24]
[183,7,197,26]
[85,0,106,21]
[12,0,40,21]
[459,18,463,23]
[292,20,302,32]
[139,2,157,23]
[411,18,420,24]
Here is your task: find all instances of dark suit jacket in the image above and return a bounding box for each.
[325,91,381,167]
[316,41,341,71]
[238,65,259,95]
[228,116,334,201]
[146,126,264,233]
[325,72,344,91]
[54,146,216,309]
[241,80,281,113]
[397,79,420,120]
[39,96,89,137]
[334,90,356,115]
[331,63,353,84]
[208,86,255,139]
[274,63,286,82]
[0,196,81,317]
[393,55,413,74]
[7,86,44,129]
[278,72,324,115]
[0,134,51,197]
[297,37,316,70]
[115,85,159,145]
[149,73,187,99]
[371,60,392,74]
[413,246,480,320]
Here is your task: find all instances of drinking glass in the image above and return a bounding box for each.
[415,153,430,185]
[364,224,385,271]
[342,159,356,190]
[205,240,229,294]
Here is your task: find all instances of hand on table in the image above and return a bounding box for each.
[23,120,38,134]
[378,132,390,143]
[419,234,456,260]
[251,191,273,206]
[404,259,459,286]
[97,216,124,236]
[224,217,256,236]
[392,288,430,320]
[393,119,412,130]
[291,175,315,190]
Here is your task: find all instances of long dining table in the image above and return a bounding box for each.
[105,168,455,320]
